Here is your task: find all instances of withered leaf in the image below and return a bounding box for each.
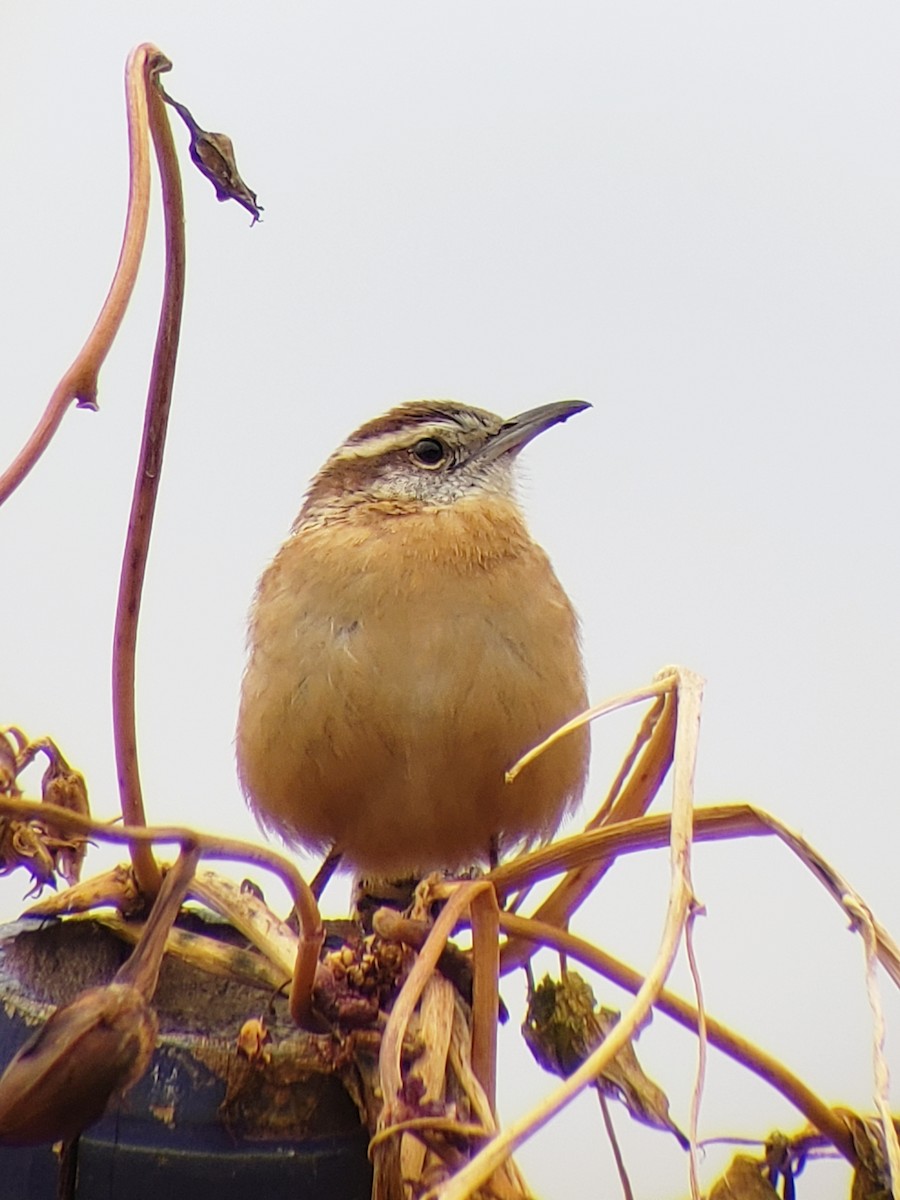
[157,84,263,223]
[708,1154,781,1199]
[522,971,688,1148]
[40,750,90,885]
[843,1110,891,1200]
[0,819,57,894]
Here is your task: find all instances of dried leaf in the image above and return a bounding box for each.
[40,750,90,885]
[158,85,263,223]
[707,1154,780,1199]
[237,1017,271,1063]
[84,914,289,993]
[843,1110,892,1200]
[0,735,91,892]
[0,819,58,893]
[522,971,688,1148]
[24,863,143,918]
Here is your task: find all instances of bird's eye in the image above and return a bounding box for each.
[410,437,448,468]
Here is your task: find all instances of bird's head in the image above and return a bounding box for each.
[298,399,590,522]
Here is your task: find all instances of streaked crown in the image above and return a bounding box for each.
[297,399,588,523]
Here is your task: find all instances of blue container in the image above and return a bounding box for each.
[0,918,373,1199]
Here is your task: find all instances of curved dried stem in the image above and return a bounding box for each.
[379,881,494,1117]
[189,869,299,978]
[369,1117,492,1153]
[494,802,900,989]
[498,679,678,972]
[0,44,157,506]
[429,668,704,1200]
[115,842,200,996]
[0,793,323,1022]
[112,48,186,898]
[497,911,858,1164]
[505,675,675,784]
[83,912,288,991]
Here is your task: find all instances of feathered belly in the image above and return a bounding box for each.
[237,517,589,874]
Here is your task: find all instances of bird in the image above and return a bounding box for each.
[236,399,590,890]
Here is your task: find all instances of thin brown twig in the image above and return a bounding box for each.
[590,693,668,829]
[597,1092,635,1200]
[505,676,675,784]
[111,48,186,898]
[843,894,900,1197]
[0,45,156,506]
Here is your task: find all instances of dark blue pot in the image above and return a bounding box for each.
[0,918,373,1199]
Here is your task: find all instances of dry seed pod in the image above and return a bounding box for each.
[0,982,157,1145]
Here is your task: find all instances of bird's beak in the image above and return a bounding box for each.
[473,399,591,465]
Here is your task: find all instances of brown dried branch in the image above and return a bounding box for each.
[469,883,500,1115]
[0,793,323,1021]
[111,47,186,898]
[0,45,157,505]
[498,679,678,972]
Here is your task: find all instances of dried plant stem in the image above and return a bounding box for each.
[0,45,156,505]
[82,913,287,991]
[505,675,675,784]
[469,884,501,1114]
[498,912,857,1163]
[495,803,900,986]
[379,881,494,1117]
[844,894,900,1198]
[398,975,456,1184]
[597,1093,634,1200]
[498,682,678,972]
[369,1117,491,1153]
[116,842,200,996]
[0,793,323,1019]
[112,48,185,898]
[189,869,299,977]
[590,692,668,828]
[429,668,704,1200]
[684,899,707,1200]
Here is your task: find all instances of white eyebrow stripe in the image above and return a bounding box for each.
[333,425,460,462]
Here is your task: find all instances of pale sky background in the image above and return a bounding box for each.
[3,4,900,1197]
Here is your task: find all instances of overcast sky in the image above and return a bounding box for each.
[3,4,900,1197]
